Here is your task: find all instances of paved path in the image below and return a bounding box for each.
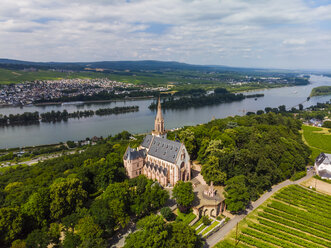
[205,170,313,247]
[1,150,78,168]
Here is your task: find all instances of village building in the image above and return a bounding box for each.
[123,98,191,187]
[315,152,331,180]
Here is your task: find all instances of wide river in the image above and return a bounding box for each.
[1,75,331,149]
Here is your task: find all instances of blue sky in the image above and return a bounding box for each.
[0,0,331,70]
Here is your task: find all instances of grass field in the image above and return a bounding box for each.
[216,184,331,248]
[302,125,331,160]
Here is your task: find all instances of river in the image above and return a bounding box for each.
[0,75,330,149]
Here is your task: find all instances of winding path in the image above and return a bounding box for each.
[205,170,313,248]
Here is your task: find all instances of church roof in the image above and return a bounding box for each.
[123,147,146,161]
[141,134,154,148]
[141,134,182,164]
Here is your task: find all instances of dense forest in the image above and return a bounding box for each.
[0,106,139,126]
[167,112,311,212]
[149,88,264,110]
[0,132,176,247]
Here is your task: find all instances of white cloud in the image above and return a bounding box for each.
[283,39,306,45]
[0,0,330,69]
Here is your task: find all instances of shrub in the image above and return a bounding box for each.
[202,216,211,226]
[290,171,306,181]
[160,207,173,221]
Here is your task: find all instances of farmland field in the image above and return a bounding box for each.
[302,125,331,159]
[216,184,331,248]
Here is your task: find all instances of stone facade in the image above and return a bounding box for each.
[123,98,191,186]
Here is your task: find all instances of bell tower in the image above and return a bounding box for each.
[152,97,167,138]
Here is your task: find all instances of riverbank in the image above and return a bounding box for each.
[0,95,156,108]
[0,75,330,148]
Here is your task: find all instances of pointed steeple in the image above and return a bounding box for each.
[156,97,163,121]
[152,97,166,137]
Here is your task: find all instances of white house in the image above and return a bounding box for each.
[315,153,331,180]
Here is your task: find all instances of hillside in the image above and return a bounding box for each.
[217,184,331,248]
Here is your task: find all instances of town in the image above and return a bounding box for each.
[0,78,167,106]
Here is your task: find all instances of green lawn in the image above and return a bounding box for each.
[201,220,219,236]
[176,209,196,225]
[216,185,331,247]
[302,125,331,160]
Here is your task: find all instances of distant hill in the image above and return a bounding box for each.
[0,58,294,75]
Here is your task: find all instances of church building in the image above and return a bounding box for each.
[123,98,191,187]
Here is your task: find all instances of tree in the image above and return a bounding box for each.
[124,214,168,248]
[90,199,115,234]
[101,182,131,228]
[22,188,50,227]
[11,239,26,248]
[48,223,61,246]
[25,227,49,248]
[49,178,88,220]
[62,232,81,248]
[75,216,103,243]
[130,177,169,217]
[299,104,303,111]
[172,181,194,213]
[201,216,211,225]
[167,222,202,248]
[323,120,331,128]
[0,207,24,246]
[179,129,197,159]
[278,105,286,112]
[160,207,173,221]
[224,175,250,213]
[201,156,227,185]
[124,214,201,248]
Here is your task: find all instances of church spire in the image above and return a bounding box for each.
[152,97,166,137]
[156,97,163,121]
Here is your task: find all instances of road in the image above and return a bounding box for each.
[205,170,313,247]
[1,150,78,167]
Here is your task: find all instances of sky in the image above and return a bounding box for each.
[0,0,331,70]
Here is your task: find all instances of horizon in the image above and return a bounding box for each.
[0,0,331,70]
[1,57,331,73]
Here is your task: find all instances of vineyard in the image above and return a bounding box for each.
[216,185,331,248]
